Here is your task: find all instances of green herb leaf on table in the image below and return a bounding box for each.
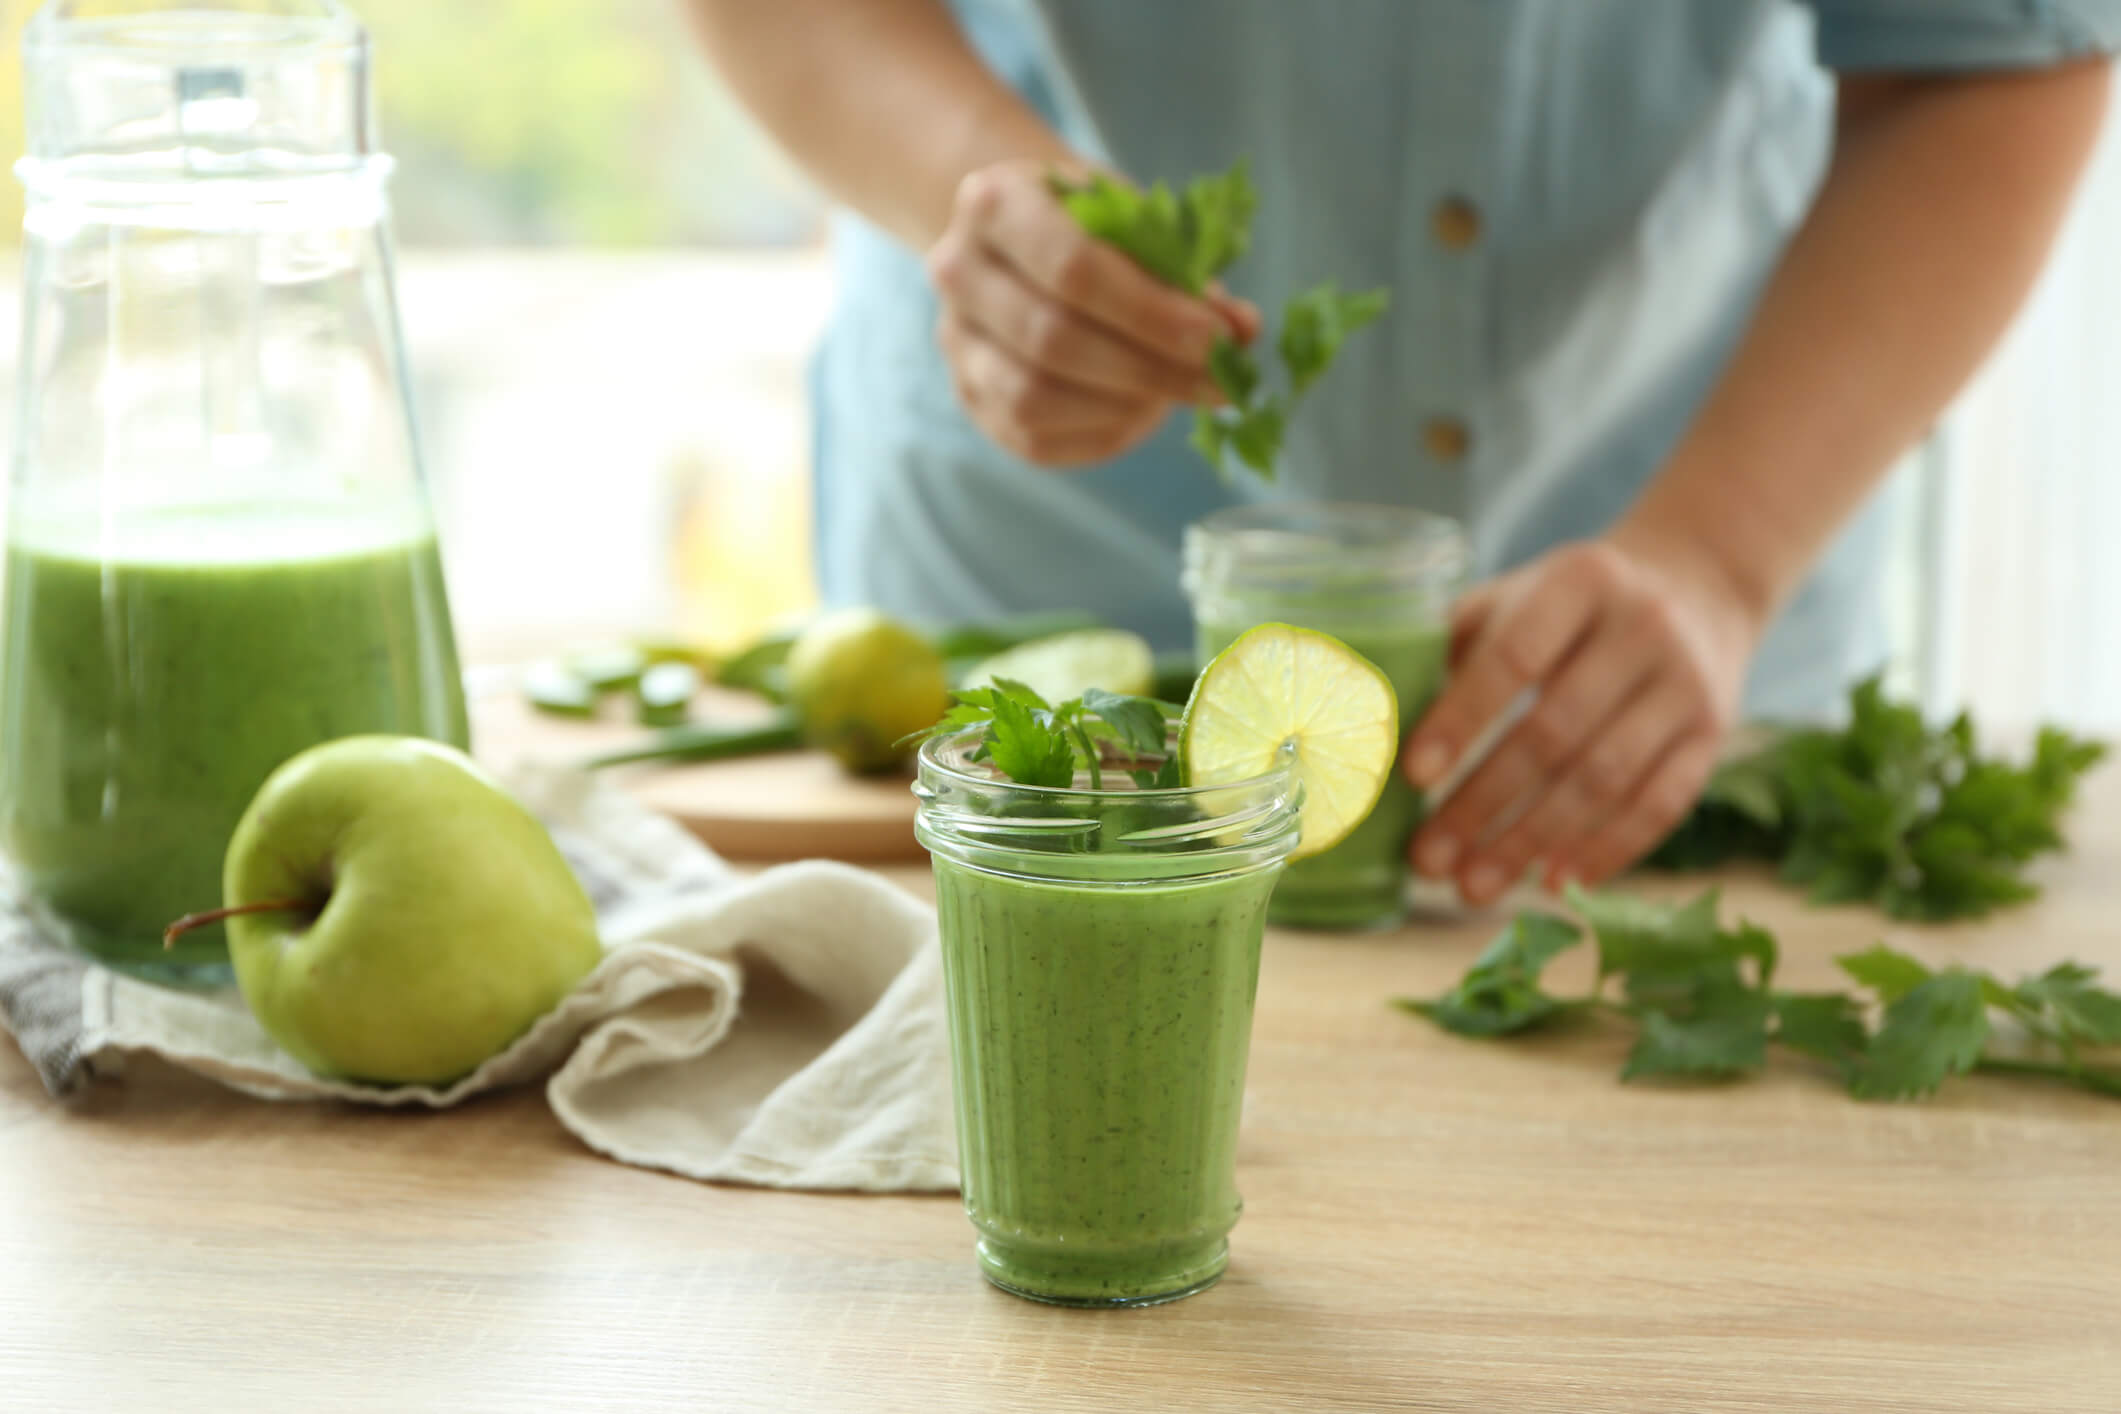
[1847,971,1990,1101]
[1835,943,1932,1003]
[1621,986,1771,1082]
[1399,886,2121,1105]
[1648,675,2107,921]
[2011,962,2121,1050]
[1771,993,1869,1076]
[1396,912,1584,1037]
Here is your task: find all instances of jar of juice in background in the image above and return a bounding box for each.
[1184,502,1467,930]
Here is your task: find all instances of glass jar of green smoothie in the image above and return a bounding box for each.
[1184,503,1467,930]
[914,728,1301,1306]
[1,2,468,984]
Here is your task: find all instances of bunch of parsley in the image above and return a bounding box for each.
[908,680,1183,790]
[1401,886,2121,1102]
[1051,160,1389,481]
[1650,676,2107,921]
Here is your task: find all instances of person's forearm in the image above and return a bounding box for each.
[1611,60,2112,625]
[684,0,1077,249]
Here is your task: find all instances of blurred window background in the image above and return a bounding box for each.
[0,2,2113,732]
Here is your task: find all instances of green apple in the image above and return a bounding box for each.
[214,736,602,1086]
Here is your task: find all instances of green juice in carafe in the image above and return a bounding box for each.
[0,500,469,978]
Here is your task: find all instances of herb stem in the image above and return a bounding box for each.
[1069,721,1103,791]
[1974,1055,2121,1098]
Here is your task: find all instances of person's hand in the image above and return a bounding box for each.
[1403,534,1766,907]
[925,158,1257,467]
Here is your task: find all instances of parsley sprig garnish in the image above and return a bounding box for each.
[908,680,1183,790]
[1050,159,1389,482]
[1651,676,2107,921]
[1401,886,2121,1102]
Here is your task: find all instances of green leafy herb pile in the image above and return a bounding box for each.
[1051,159,1389,482]
[1651,676,2107,921]
[1400,886,2121,1102]
[906,679,1182,790]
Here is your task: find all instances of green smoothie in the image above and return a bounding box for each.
[1198,615,1448,928]
[932,855,1277,1305]
[0,500,469,979]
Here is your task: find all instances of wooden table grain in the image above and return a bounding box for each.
[5,770,2120,1414]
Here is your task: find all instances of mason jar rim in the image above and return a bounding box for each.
[913,726,1292,802]
[1184,500,1467,584]
[913,727,1303,883]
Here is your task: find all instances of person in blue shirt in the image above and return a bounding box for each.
[688,1,2115,905]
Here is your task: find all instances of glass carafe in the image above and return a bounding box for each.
[1,1,468,984]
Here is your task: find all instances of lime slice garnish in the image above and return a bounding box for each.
[1180,623,1399,861]
[961,628,1156,702]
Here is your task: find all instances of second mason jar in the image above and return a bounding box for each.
[1183,502,1468,930]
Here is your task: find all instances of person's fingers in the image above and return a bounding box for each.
[1020,414,1170,468]
[1205,283,1262,343]
[1458,665,1698,895]
[955,166,1227,367]
[1409,735,1544,903]
[1403,545,1621,791]
[929,237,1212,403]
[939,316,1163,466]
[1557,731,1723,886]
[1447,580,1502,668]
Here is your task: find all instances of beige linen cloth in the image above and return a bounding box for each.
[0,764,959,1193]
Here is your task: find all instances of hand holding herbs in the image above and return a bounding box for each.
[1402,885,2121,1103]
[1051,158,1389,481]
[923,159,1245,468]
[1651,676,2107,920]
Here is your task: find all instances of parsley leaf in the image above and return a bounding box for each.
[1222,396,1287,476]
[1053,157,1388,483]
[1080,689,1168,758]
[1397,911,1585,1037]
[981,688,1076,788]
[1649,675,2107,921]
[2012,962,2121,1050]
[1049,164,1253,294]
[907,680,1187,790]
[1567,886,1775,1005]
[1772,993,1869,1076]
[1207,338,1260,405]
[1400,887,2118,1106]
[1622,985,1771,1081]
[1848,971,1990,1101]
[1835,944,1932,1003]
[1279,282,1391,396]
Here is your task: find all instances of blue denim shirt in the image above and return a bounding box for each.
[811,0,2120,716]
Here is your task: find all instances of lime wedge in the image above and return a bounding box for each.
[1180,623,1399,861]
[961,628,1156,702]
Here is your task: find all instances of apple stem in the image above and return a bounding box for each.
[162,899,311,950]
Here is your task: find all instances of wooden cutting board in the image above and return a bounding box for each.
[472,684,925,863]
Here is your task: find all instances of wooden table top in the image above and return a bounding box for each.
[5,769,2119,1414]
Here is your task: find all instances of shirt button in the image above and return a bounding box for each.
[1431,196,1482,250]
[1423,416,1471,463]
